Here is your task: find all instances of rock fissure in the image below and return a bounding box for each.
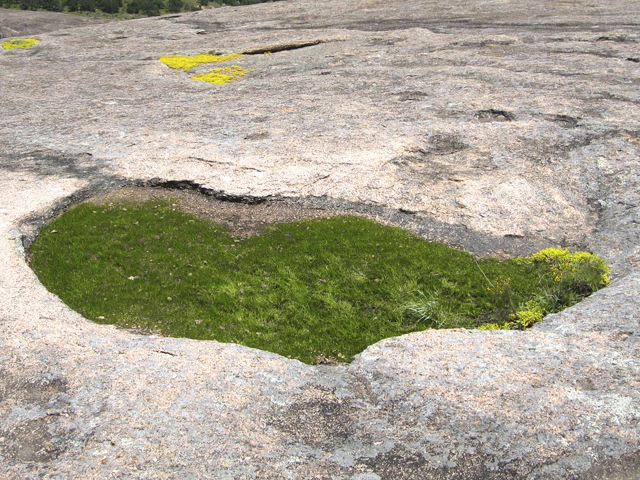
[241,39,327,55]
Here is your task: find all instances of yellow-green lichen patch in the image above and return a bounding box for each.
[478,248,611,331]
[2,38,40,50]
[159,53,241,71]
[191,65,250,85]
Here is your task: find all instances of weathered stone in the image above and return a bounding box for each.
[0,7,109,37]
[0,0,638,478]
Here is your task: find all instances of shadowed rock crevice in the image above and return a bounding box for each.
[0,418,66,463]
[268,387,355,449]
[0,368,71,464]
[241,39,326,55]
[392,133,470,176]
[582,450,640,480]
[0,150,108,179]
[475,109,516,122]
[543,114,580,128]
[0,369,67,405]
[360,446,522,480]
[596,35,638,43]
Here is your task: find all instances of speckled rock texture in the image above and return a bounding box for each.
[0,0,639,478]
[0,7,109,38]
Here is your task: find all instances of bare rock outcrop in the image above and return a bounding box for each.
[0,0,639,478]
[0,7,109,38]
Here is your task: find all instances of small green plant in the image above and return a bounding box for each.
[478,248,610,330]
[405,290,475,329]
[2,38,39,50]
[523,247,610,291]
[29,200,610,363]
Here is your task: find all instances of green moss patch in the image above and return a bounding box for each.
[29,200,609,364]
[2,38,39,50]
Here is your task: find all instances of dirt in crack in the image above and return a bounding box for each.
[27,187,609,364]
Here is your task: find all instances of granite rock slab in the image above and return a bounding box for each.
[0,0,639,478]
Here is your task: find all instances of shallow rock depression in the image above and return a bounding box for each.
[0,0,639,478]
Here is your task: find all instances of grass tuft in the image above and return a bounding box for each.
[29,200,609,364]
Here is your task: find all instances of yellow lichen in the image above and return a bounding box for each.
[518,247,610,287]
[159,53,241,71]
[191,65,250,85]
[478,322,512,331]
[2,38,40,50]
[477,299,547,331]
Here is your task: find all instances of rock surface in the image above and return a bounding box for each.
[0,0,639,478]
[0,7,110,38]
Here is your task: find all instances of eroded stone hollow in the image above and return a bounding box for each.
[2,0,639,475]
[25,184,610,365]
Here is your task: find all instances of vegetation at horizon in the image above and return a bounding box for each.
[1,0,278,19]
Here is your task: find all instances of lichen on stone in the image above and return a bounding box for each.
[191,65,251,84]
[159,52,241,71]
[2,38,40,50]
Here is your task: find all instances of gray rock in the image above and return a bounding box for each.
[0,7,110,37]
[0,0,638,478]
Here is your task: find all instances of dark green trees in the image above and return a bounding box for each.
[96,0,121,13]
[1,0,279,16]
[166,0,182,13]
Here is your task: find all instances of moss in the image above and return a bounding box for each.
[2,38,40,50]
[191,65,250,84]
[33,202,579,364]
[29,198,612,358]
[159,52,241,71]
